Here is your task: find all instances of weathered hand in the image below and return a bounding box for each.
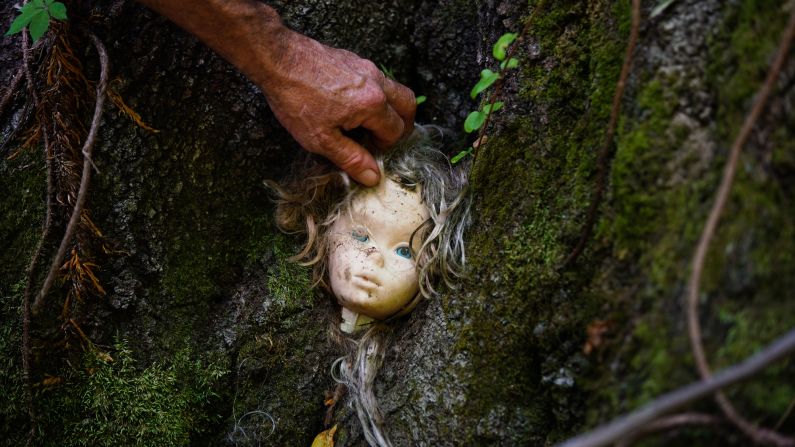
[260,29,416,186]
[136,0,414,185]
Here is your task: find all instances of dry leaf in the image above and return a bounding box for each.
[311,424,337,447]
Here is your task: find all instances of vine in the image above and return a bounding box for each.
[560,1,795,446]
[452,0,547,164]
[3,2,156,443]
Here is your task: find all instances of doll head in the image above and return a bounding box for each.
[327,177,429,321]
[269,126,470,327]
[268,126,470,446]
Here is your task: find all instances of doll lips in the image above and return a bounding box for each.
[352,275,380,290]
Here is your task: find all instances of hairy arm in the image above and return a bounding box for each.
[137,0,416,186]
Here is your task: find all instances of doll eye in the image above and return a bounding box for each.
[395,246,412,259]
[351,230,369,243]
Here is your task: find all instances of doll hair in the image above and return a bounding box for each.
[267,125,470,446]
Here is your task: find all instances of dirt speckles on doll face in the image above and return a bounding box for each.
[328,179,429,320]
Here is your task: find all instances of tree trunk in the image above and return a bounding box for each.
[1,0,794,445]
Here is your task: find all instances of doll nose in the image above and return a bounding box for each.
[365,246,385,267]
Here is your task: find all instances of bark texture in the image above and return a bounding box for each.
[1,0,794,446]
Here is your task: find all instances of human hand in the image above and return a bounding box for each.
[259,29,416,186]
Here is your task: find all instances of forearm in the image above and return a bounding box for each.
[137,0,289,87]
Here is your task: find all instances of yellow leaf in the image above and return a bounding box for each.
[311,424,337,447]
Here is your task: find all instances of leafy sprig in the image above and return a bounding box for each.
[5,0,68,43]
[453,32,519,163]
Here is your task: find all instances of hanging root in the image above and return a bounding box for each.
[31,32,109,315]
[561,0,641,269]
[685,6,795,447]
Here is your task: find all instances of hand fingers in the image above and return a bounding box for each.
[317,131,381,187]
[382,78,416,136]
[359,103,405,149]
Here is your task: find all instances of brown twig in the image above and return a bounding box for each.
[686,6,795,447]
[614,412,723,447]
[31,33,109,315]
[0,66,25,120]
[774,395,795,431]
[471,0,546,159]
[556,328,795,447]
[561,0,641,269]
[324,383,347,427]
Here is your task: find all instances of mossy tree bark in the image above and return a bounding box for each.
[1,0,794,446]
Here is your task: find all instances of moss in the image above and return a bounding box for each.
[609,79,680,254]
[262,232,314,310]
[0,321,228,447]
[0,149,46,297]
[40,339,228,447]
[580,0,795,442]
[458,0,795,443]
[455,0,633,443]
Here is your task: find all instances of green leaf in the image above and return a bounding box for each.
[6,13,33,36]
[451,148,472,164]
[20,1,41,15]
[415,95,427,105]
[29,10,50,42]
[651,0,677,18]
[500,57,519,70]
[492,32,518,61]
[5,3,40,36]
[464,110,486,133]
[470,69,499,99]
[32,0,45,7]
[45,0,54,4]
[48,2,67,20]
[482,101,504,114]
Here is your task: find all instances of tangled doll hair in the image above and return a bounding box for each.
[267,125,471,446]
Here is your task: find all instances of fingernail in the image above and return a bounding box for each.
[360,169,379,186]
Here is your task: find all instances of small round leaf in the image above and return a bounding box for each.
[493,32,518,61]
[451,148,473,164]
[470,69,499,99]
[464,111,486,133]
[482,101,504,114]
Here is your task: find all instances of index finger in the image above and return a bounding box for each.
[382,78,416,136]
[316,130,382,187]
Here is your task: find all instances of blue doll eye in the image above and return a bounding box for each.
[395,246,412,259]
[352,230,369,243]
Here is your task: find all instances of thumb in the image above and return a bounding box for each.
[320,132,381,187]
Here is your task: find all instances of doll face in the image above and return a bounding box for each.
[328,179,429,320]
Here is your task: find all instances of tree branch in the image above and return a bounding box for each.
[556,327,795,447]
[614,412,723,447]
